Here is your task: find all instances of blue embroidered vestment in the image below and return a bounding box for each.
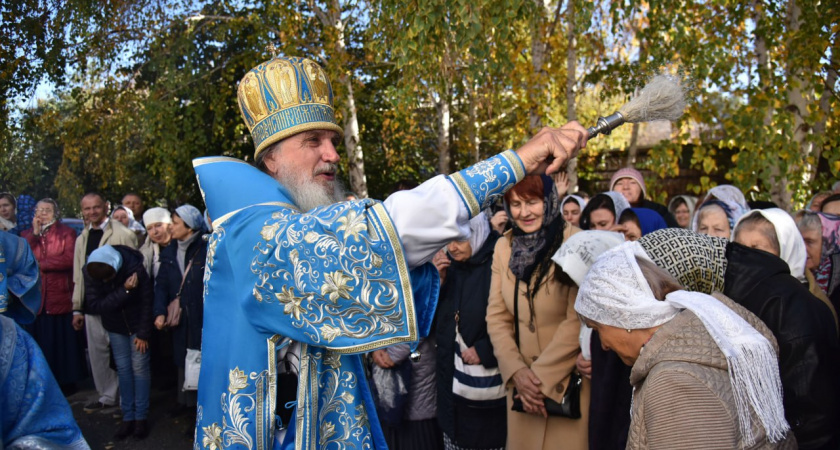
[193,151,524,450]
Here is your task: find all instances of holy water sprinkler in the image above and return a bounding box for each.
[587,74,686,138]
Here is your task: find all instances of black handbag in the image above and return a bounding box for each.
[510,278,582,419]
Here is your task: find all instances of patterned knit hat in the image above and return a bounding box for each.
[610,168,647,199]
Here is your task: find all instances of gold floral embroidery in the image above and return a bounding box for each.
[276,286,305,320]
[320,324,342,343]
[260,222,280,241]
[312,351,372,448]
[228,368,248,394]
[319,421,337,446]
[336,210,366,242]
[321,271,352,303]
[219,368,261,448]
[202,423,223,450]
[249,202,416,351]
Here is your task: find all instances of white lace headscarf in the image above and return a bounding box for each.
[576,241,789,445]
[603,191,631,221]
[552,230,625,286]
[735,208,807,282]
[552,230,625,360]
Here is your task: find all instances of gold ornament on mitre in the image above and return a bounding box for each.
[237,56,344,159]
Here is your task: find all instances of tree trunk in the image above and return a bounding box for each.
[812,30,839,180]
[779,0,814,204]
[626,122,640,167]
[529,0,555,133]
[565,0,578,191]
[435,86,451,175]
[468,80,481,163]
[754,0,789,208]
[320,0,368,197]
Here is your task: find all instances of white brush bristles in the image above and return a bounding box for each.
[618,74,686,123]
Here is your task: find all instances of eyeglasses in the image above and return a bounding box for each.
[35,208,54,213]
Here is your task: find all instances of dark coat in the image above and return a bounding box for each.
[22,222,76,315]
[154,233,207,366]
[435,231,506,447]
[639,199,678,228]
[724,242,840,450]
[83,245,154,341]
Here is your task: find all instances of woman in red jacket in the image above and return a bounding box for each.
[21,198,86,393]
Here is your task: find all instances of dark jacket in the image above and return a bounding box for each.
[154,233,207,366]
[724,242,840,450]
[83,246,154,341]
[22,222,76,315]
[435,231,506,447]
[640,199,678,228]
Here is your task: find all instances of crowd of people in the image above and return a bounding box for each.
[1,53,838,450]
[0,191,211,442]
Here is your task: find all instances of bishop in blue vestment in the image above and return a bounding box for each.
[193,55,588,450]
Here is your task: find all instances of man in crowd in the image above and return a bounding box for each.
[71,192,138,412]
[121,193,145,224]
[193,55,586,449]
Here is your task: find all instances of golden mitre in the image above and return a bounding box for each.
[237,56,344,159]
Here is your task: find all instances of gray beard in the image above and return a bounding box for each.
[275,165,346,211]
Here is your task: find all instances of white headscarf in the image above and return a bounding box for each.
[576,241,789,445]
[603,191,631,222]
[735,208,807,282]
[112,205,146,234]
[143,207,172,226]
[552,229,625,361]
[467,212,490,257]
[560,194,587,212]
[552,230,625,286]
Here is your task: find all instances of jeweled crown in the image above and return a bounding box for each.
[237,56,343,158]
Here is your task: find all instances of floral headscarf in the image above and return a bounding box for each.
[505,175,563,282]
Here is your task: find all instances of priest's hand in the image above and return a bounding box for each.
[515,122,587,176]
[154,315,166,330]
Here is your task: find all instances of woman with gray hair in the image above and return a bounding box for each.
[575,241,794,449]
[20,198,87,393]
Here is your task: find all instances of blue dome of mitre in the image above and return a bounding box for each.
[192,156,296,227]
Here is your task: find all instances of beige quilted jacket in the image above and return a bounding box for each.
[626,293,798,450]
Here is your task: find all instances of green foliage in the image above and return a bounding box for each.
[2,0,837,213]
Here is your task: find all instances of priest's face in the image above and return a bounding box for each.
[263,129,346,210]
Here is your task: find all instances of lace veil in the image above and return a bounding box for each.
[576,241,789,444]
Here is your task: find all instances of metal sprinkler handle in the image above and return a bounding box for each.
[586,112,626,138]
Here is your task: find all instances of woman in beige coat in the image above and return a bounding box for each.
[486,175,589,450]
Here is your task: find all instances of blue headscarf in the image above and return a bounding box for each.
[631,207,668,236]
[176,204,205,232]
[88,245,123,271]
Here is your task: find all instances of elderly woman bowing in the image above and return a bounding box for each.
[576,241,795,449]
